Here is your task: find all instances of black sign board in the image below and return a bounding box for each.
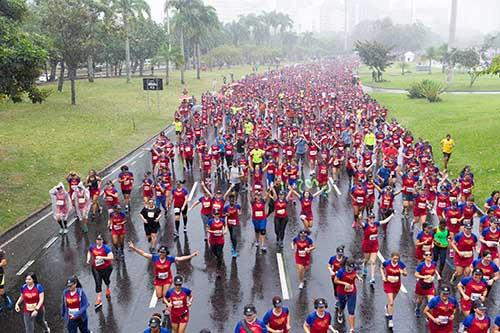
[143,78,163,91]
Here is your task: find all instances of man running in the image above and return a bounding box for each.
[440,134,455,171]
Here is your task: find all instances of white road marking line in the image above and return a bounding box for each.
[16,260,35,276]
[276,252,290,300]
[67,217,77,228]
[0,212,51,249]
[131,160,137,166]
[187,182,198,202]
[149,290,158,308]
[329,177,342,195]
[43,236,58,249]
[377,251,408,294]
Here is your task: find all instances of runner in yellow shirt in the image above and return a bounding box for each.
[440,134,455,171]
[249,147,265,170]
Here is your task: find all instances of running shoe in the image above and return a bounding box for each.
[337,310,344,324]
[183,226,187,233]
[298,282,304,289]
[59,228,64,235]
[174,231,179,238]
[5,295,13,311]
[388,319,394,328]
[231,248,238,258]
[95,301,102,310]
[363,267,368,277]
[63,228,68,234]
[105,288,111,299]
[415,307,421,318]
[260,246,267,253]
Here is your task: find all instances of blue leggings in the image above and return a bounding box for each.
[337,293,357,315]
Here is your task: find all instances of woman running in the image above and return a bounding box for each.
[290,188,323,230]
[118,165,134,211]
[457,268,488,317]
[103,181,120,215]
[291,229,315,290]
[262,296,290,333]
[71,183,90,233]
[451,223,478,283]
[479,218,499,266]
[328,245,347,299]
[14,272,51,333]
[0,249,14,313]
[334,259,362,332]
[85,169,102,218]
[170,181,189,238]
[140,199,162,252]
[414,251,441,318]
[380,252,408,329]
[251,188,270,252]
[350,178,367,228]
[165,275,193,333]
[87,234,113,310]
[207,210,226,268]
[108,205,127,259]
[141,171,154,205]
[223,194,241,258]
[61,275,90,333]
[49,182,72,235]
[129,242,198,305]
[270,188,293,249]
[360,212,394,285]
[424,285,458,333]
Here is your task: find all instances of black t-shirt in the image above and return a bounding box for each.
[140,207,161,223]
[236,139,245,154]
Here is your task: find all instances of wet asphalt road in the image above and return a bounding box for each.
[0,127,498,333]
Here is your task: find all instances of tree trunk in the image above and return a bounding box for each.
[105,62,109,77]
[447,0,458,83]
[87,55,95,83]
[180,28,185,85]
[196,42,201,80]
[428,59,432,74]
[139,59,144,76]
[49,60,58,81]
[124,17,132,83]
[58,62,65,92]
[69,66,76,105]
[44,63,49,82]
[165,57,170,85]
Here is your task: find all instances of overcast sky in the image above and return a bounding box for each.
[146,0,500,37]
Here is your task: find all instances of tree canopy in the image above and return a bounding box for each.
[354,40,394,82]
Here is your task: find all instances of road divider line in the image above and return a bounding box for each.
[187,182,198,202]
[67,217,77,228]
[377,251,408,294]
[131,160,137,166]
[1,212,51,249]
[149,290,158,308]
[276,252,290,300]
[17,260,35,276]
[329,177,342,196]
[43,237,58,249]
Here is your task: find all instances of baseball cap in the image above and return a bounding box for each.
[243,304,256,316]
[315,298,327,308]
[368,212,376,218]
[96,234,104,240]
[272,296,282,307]
[464,223,473,230]
[439,285,451,294]
[472,300,487,311]
[148,316,161,328]
[66,276,77,287]
[173,275,183,285]
[158,246,168,254]
[472,268,483,276]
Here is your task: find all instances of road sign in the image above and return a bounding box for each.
[143,78,163,91]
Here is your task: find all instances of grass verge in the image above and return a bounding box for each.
[371,92,500,203]
[0,66,254,232]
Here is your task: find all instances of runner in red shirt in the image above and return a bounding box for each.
[291,230,315,290]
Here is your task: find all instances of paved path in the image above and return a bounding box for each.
[362,84,500,94]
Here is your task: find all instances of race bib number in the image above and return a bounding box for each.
[387,275,399,283]
[148,212,155,218]
[68,308,80,316]
[124,180,130,185]
[286,151,292,156]
[255,211,264,218]
[144,186,150,191]
[277,209,286,215]
[310,151,317,156]
[26,303,37,312]
[471,293,481,301]
[450,218,458,225]
[158,272,168,280]
[438,202,446,208]
[356,197,364,204]
[422,245,432,251]
[173,300,183,308]
[462,251,473,258]
[56,200,65,206]
[438,316,448,324]
[227,219,237,225]
[113,224,122,230]
[369,234,378,241]
[418,203,426,209]
[78,198,86,204]
[202,202,210,208]
[298,250,306,257]
[406,187,414,193]
[174,208,181,213]
[95,258,105,267]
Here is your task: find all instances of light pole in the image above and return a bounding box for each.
[447,0,458,83]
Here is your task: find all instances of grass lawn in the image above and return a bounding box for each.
[370,92,500,203]
[0,66,255,232]
[358,63,500,91]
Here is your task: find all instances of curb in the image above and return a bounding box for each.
[0,124,172,241]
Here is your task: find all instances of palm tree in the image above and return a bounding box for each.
[111,0,151,83]
[423,46,437,74]
[447,0,458,83]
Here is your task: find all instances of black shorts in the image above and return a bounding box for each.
[144,222,160,236]
[122,189,131,195]
[176,130,181,135]
[443,152,451,159]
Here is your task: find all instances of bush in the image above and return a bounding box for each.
[406,79,445,102]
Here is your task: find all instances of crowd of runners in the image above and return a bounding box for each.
[0,59,499,333]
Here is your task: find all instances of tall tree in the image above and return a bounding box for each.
[354,40,394,82]
[422,46,437,74]
[110,0,150,83]
[0,0,47,103]
[447,0,458,83]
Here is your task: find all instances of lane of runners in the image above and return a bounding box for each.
[0,59,499,333]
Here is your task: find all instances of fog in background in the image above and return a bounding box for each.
[147,0,500,43]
